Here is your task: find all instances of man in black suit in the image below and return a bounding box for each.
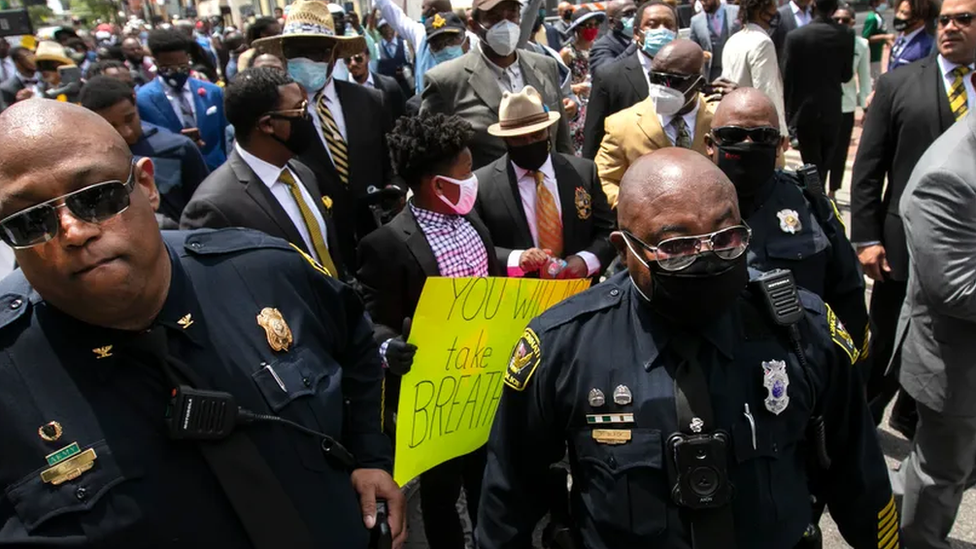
[357,112,498,549]
[252,0,394,272]
[475,86,615,278]
[581,0,678,159]
[782,0,853,180]
[852,0,976,435]
[0,47,41,107]
[181,67,346,280]
[589,0,638,73]
[771,0,812,69]
[343,44,406,122]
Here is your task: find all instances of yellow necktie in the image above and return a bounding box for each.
[315,93,350,186]
[949,66,971,121]
[278,169,338,278]
[534,171,563,257]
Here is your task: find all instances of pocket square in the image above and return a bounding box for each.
[206,105,217,116]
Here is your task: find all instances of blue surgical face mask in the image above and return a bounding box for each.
[877,2,888,10]
[621,16,635,38]
[641,27,676,58]
[287,57,330,93]
[432,44,464,64]
[421,14,428,23]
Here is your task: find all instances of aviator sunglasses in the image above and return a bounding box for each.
[709,125,782,147]
[618,225,752,272]
[0,162,137,249]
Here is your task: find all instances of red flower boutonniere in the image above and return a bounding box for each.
[197,87,206,97]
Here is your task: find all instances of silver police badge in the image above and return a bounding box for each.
[776,209,802,234]
[762,360,790,415]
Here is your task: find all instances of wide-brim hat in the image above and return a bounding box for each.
[34,40,74,67]
[488,85,561,137]
[566,7,606,34]
[252,0,365,61]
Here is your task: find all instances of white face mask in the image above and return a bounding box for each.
[485,19,520,57]
[648,83,688,116]
[435,174,479,215]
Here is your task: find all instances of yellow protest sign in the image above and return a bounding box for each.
[393,277,590,485]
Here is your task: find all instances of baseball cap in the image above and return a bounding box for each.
[425,11,465,39]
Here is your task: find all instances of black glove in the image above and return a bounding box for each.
[385,318,417,376]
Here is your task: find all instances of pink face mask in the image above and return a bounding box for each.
[435,174,479,215]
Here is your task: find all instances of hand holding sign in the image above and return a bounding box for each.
[386,318,417,376]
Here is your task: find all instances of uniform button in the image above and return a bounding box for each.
[9,298,22,310]
[303,377,311,387]
[189,242,202,250]
[607,455,617,469]
[75,487,87,501]
[610,289,619,297]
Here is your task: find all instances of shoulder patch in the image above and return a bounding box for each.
[288,243,334,278]
[504,327,542,391]
[826,304,858,365]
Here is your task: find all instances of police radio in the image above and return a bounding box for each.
[666,431,734,510]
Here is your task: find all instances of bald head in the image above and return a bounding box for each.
[607,0,637,19]
[651,38,704,74]
[712,87,780,130]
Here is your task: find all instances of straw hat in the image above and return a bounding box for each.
[487,85,561,137]
[34,41,74,67]
[252,0,365,60]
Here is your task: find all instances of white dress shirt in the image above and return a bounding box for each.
[659,101,700,146]
[160,78,196,123]
[505,155,601,277]
[790,0,812,27]
[721,23,788,135]
[938,54,976,113]
[307,78,348,167]
[234,142,331,263]
[638,49,653,91]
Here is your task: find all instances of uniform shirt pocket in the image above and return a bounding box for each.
[731,412,808,523]
[572,428,668,542]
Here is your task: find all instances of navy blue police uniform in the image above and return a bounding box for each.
[0,228,390,547]
[743,170,870,364]
[476,271,895,549]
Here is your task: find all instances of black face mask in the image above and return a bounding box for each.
[634,252,749,329]
[563,11,573,21]
[892,16,911,31]
[271,115,316,155]
[508,138,551,172]
[714,142,778,198]
[159,67,190,90]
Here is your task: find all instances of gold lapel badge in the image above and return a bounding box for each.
[575,187,592,220]
[38,421,63,442]
[92,345,113,359]
[257,307,293,352]
[321,195,333,211]
[40,442,98,485]
[177,313,194,329]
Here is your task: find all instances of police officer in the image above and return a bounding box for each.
[704,87,870,367]
[476,148,895,549]
[0,101,405,548]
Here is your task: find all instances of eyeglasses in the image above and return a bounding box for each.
[618,225,752,271]
[648,71,700,90]
[344,54,366,64]
[0,164,136,249]
[267,99,310,120]
[709,125,782,146]
[938,12,974,27]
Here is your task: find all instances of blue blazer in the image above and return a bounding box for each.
[888,30,935,72]
[136,78,228,171]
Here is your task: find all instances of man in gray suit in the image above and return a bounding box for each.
[689,0,740,81]
[421,0,573,170]
[897,110,976,549]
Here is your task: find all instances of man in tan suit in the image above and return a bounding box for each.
[421,0,573,170]
[597,39,715,207]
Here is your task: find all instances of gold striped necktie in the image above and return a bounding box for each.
[534,170,563,258]
[315,93,350,186]
[278,169,338,277]
[949,66,971,121]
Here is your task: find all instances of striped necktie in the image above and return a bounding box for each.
[315,93,350,186]
[672,116,692,149]
[278,169,338,278]
[534,171,563,257]
[948,66,971,121]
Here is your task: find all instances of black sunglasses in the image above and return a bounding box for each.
[344,54,366,64]
[709,125,781,146]
[648,71,700,90]
[938,12,974,27]
[0,164,136,249]
[618,225,752,272]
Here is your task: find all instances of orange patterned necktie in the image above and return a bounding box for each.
[534,170,563,257]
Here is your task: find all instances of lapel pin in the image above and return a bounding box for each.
[177,314,194,329]
[588,388,606,408]
[613,384,633,406]
[38,421,62,442]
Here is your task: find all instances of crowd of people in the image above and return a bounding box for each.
[0,0,974,545]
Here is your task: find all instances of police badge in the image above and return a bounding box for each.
[776,209,802,234]
[575,187,592,220]
[257,307,293,352]
[762,360,790,415]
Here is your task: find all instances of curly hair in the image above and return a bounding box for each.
[738,0,775,25]
[387,113,474,190]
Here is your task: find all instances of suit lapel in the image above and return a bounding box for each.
[636,98,671,150]
[400,208,440,277]
[551,154,579,252]
[623,53,649,98]
[231,151,309,253]
[520,54,548,100]
[149,80,183,131]
[466,53,503,117]
[189,79,207,128]
[498,157,535,247]
[926,57,956,132]
[692,97,712,152]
